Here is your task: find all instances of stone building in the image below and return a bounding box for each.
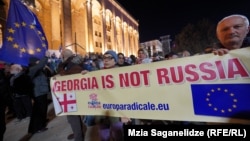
[140,39,163,58]
[0,0,139,57]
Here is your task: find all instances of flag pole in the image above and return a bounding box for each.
[75,32,77,54]
[60,18,63,51]
[0,17,6,21]
[65,32,85,54]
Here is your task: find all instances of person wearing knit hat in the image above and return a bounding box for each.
[103,50,118,68]
[81,49,125,141]
[104,50,118,63]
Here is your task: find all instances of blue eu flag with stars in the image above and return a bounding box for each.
[0,0,48,66]
[191,84,250,120]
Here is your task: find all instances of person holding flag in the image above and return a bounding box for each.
[0,0,49,140]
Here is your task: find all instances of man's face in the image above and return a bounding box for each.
[217,17,249,50]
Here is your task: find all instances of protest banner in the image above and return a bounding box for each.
[51,47,250,124]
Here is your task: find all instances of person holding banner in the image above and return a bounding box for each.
[82,50,127,141]
[117,53,131,67]
[136,48,152,64]
[212,14,250,56]
[56,48,86,141]
[206,14,250,125]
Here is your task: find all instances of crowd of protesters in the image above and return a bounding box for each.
[0,47,193,141]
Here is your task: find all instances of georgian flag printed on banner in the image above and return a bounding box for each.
[57,92,78,113]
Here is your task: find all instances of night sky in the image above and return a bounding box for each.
[116,0,250,42]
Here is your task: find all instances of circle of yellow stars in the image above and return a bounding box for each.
[206,87,237,114]
[5,21,47,55]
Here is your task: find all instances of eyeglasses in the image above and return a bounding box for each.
[103,56,114,61]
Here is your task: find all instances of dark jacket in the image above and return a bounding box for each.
[117,62,131,67]
[0,69,8,105]
[10,71,33,96]
[57,55,84,75]
[28,56,50,97]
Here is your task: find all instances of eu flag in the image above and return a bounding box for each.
[191,84,250,120]
[0,0,48,66]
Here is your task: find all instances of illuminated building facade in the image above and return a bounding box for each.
[0,0,139,56]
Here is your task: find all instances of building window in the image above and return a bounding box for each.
[95,41,98,47]
[107,36,111,42]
